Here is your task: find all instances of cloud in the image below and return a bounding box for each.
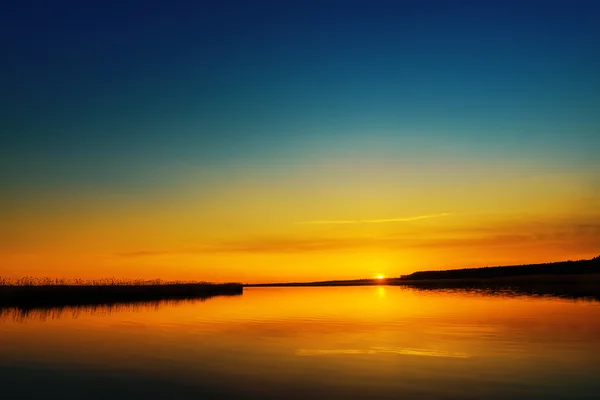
[204,237,373,253]
[297,213,453,225]
[115,237,378,257]
[116,250,177,257]
[116,219,600,257]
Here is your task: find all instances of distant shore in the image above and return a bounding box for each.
[2,257,599,309]
[249,256,600,286]
[0,282,243,309]
[247,256,600,300]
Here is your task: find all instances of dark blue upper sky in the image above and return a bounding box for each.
[2,0,599,197]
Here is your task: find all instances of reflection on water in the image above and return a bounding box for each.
[0,297,221,323]
[296,346,471,358]
[1,286,600,399]
[2,286,598,324]
[404,284,600,302]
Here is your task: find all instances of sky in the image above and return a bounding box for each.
[1,0,599,283]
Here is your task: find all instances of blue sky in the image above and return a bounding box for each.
[3,0,599,193]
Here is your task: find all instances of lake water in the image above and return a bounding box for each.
[1,286,600,399]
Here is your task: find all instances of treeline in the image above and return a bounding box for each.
[400,256,600,281]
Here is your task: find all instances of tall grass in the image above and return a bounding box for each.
[0,277,227,286]
[0,277,243,309]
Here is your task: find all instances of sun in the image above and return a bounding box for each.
[377,275,384,280]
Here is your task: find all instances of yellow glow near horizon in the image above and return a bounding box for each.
[377,275,384,280]
[1,158,599,283]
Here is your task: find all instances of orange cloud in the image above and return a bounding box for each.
[115,220,600,257]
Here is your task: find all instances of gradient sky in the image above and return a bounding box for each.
[2,0,599,282]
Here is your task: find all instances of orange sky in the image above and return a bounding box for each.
[2,156,599,283]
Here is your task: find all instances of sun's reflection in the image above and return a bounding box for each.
[2,286,600,400]
[296,347,470,358]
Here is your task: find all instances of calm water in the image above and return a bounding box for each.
[1,286,600,399]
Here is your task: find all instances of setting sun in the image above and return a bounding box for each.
[377,275,384,280]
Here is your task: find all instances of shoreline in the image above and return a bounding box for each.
[247,257,600,288]
[0,283,243,309]
[246,274,600,301]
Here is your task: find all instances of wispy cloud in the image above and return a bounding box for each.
[116,219,600,257]
[116,250,179,258]
[297,213,452,225]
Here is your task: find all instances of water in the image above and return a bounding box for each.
[1,286,600,399]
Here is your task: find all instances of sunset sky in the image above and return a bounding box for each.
[2,0,599,283]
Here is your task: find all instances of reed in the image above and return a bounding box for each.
[0,278,243,308]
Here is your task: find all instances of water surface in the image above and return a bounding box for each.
[1,287,599,399]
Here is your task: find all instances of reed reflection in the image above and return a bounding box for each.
[0,293,241,323]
